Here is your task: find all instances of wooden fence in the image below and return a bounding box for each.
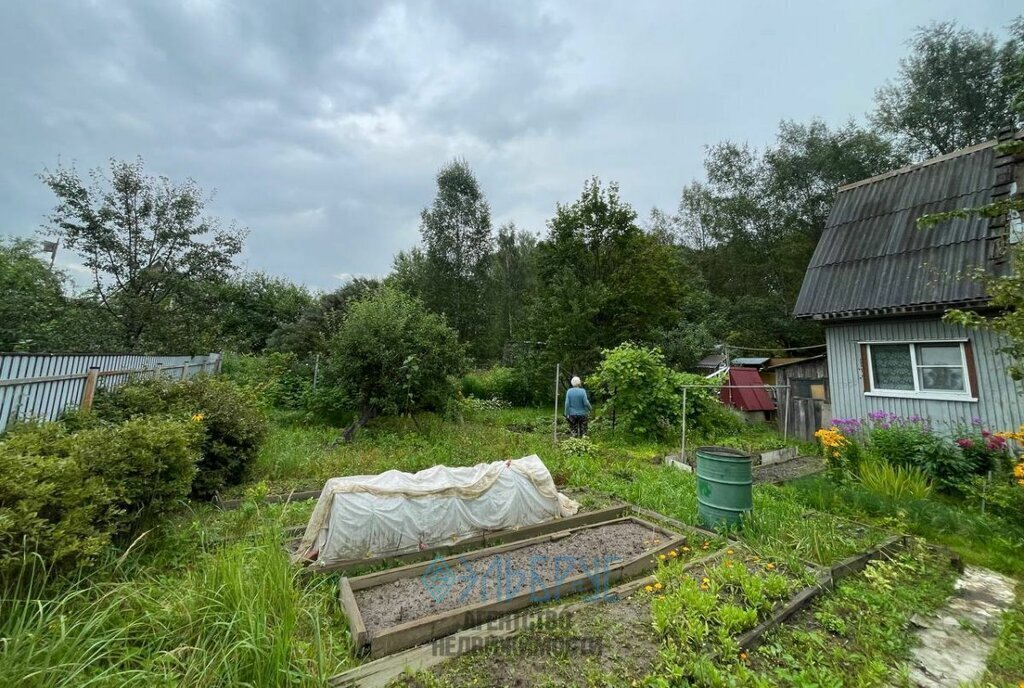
[0,352,222,434]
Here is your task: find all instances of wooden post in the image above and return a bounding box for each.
[553,363,560,443]
[782,386,789,442]
[81,366,100,411]
[215,352,223,375]
[155,362,163,380]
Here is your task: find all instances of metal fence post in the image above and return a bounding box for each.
[553,363,560,444]
[680,387,688,462]
[81,366,100,411]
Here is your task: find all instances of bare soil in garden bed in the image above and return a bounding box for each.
[385,544,811,688]
[354,521,665,635]
[753,454,824,484]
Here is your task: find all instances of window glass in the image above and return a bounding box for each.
[918,367,965,392]
[916,344,962,366]
[870,344,914,390]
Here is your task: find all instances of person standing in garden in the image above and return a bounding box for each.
[564,376,592,438]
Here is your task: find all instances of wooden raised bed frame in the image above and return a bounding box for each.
[338,514,687,658]
[302,503,631,575]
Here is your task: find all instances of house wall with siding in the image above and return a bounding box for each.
[825,317,1024,432]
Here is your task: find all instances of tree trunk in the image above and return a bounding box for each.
[340,405,376,443]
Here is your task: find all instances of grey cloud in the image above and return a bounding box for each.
[1,0,1019,292]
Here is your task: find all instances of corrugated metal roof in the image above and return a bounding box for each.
[793,140,1008,320]
[720,367,775,411]
[731,357,770,367]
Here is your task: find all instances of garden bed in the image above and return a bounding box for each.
[752,454,825,484]
[376,542,810,688]
[338,516,688,658]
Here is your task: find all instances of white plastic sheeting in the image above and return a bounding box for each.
[294,455,579,566]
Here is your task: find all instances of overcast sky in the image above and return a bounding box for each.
[1,1,1019,291]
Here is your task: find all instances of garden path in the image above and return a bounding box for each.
[904,566,1016,687]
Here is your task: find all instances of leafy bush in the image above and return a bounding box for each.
[952,424,1014,476]
[0,417,201,576]
[73,417,202,529]
[461,366,537,406]
[221,351,313,410]
[858,457,933,501]
[591,342,736,438]
[322,287,467,439]
[963,462,1024,528]
[91,376,267,499]
[862,413,974,491]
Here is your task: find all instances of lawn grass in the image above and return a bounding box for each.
[2,405,1018,686]
[978,581,1024,688]
[788,474,1024,578]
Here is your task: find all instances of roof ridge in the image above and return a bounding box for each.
[837,139,997,193]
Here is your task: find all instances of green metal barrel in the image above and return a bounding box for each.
[696,446,753,530]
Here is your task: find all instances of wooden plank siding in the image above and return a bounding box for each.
[825,317,1024,432]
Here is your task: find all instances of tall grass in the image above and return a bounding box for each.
[0,524,352,686]
[857,458,933,501]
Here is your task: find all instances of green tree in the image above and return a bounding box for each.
[918,24,1024,379]
[40,158,245,350]
[212,272,314,353]
[323,287,466,441]
[872,20,1021,159]
[267,277,380,359]
[489,223,539,359]
[531,178,685,373]
[674,120,903,349]
[0,238,66,350]
[418,159,493,358]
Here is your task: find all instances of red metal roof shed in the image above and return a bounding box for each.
[720,367,775,412]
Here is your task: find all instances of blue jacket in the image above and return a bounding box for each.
[564,387,592,417]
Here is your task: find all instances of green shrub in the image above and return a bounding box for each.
[91,376,268,500]
[0,417,201,576]
[322,287,467,438]
[75,417,202,529]
[221,351,313,411]
[461,366,537,407]
[591,342,736,438]
[867,421,973,491]
[963,475,1024,528]
[858,457,933,501]
[0,426,114,575]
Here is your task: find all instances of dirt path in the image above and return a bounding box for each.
[904,566,1017,687]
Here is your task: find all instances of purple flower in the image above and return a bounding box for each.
[867,410,888,422]
[908,414,923,423]
[971,416,984,427]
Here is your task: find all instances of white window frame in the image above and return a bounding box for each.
[861,339,977,402]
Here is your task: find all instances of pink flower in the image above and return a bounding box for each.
[956,438,975,449]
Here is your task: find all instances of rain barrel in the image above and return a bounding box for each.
[696,446,753,530]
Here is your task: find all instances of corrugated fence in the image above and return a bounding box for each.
[0,352,222,434]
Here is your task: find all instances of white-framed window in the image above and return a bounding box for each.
[861,340,976,401]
